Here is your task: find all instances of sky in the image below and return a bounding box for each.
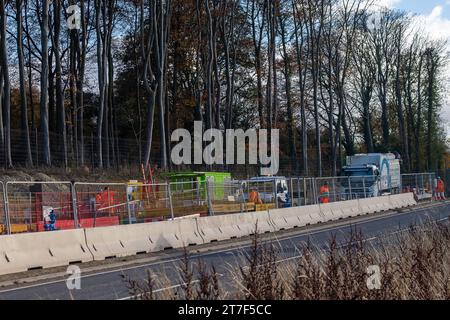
[375,0,450,136]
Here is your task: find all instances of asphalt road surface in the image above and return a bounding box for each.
[0,201,449,300]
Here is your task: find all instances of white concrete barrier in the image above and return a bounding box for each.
[390,193,417,209]
[84,223,156,260]
[0,229,93,276]
[85,218,203,260]
[250,211,275,234]
[306,204,325,225]
[197,213,256,243]
[333,200,361,218]
[319,203,342,221]
[358,196,392,214]
[269,206,317,230]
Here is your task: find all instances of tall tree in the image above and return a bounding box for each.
[39,0,52,166]
[0,0,12,168]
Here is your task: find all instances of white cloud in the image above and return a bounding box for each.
[371,0,402,9]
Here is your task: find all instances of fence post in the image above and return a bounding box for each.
[71,182,79,229]
[362,177,367,199]
[206,178,214,216]
[348,177,352,200]
[289,178,294,206]
[167,182,175,220]
[274,180,279,209]
[3,182,11,235]
[421,174,425,196]
[303,178,308,206]
[314,179,319,205]
[125,183,133,224]
[400,174,403,194]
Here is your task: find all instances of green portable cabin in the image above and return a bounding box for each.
[165,172,232,201]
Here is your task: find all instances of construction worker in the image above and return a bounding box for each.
[44,210,57,231]
[95,190,103,211]
[101,187,116,215]
[249,187,263,205]
[436,177,446,201]
[320,182,330,204]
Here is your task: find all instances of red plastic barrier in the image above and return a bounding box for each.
[37,216,120,232]
[79,216,120,228]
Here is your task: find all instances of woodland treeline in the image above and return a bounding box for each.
[0,0,448,176]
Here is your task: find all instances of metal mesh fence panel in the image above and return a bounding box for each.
[401,173,435,200]
[168,181,208,218]
[74,183,130,228]
[127,182,172,222]
[5,181,75,233]
[208,181,249,215]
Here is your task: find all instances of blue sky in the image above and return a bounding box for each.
[394,0,450,18]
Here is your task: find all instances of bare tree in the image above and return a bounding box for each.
[39,0,52,166]
[0,0,12,168]
[16,0,33,167]
[292,0,309,176]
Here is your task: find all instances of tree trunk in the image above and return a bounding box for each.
[40,0,52,166]
[16,0,33,167]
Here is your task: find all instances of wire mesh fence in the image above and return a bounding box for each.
[401,173,436,200]
[74,182,130,228]
[0,172,439,235]
[5,181,75,234]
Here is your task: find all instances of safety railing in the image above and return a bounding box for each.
[0,172,438,235]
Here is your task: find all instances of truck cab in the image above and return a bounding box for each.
[341,153,401,198]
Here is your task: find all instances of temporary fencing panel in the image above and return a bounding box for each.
[74,183,129,228]
[169,181,208,218]
[401,173,435,200]
[5,181,75,234]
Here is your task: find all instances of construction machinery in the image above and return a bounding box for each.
[341,153,402,198]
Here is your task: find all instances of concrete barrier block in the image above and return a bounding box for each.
[0,229,93,276]
[84,224,155,260]
[332,200,361,218]
[358,197,390,214]
[270,208,299,230]
[319,203,341,221]
[390,193,417,209]
[250,211,275,234]
[197,213,251,243]
[306,204,325,225]
[85,218,203,260]
[141,218,203,252]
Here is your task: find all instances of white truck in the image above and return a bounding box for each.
[341,153,401,198]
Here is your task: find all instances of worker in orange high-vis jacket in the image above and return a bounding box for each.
[320,182,330,204]
[249,187,263,205]
[436,177,446,201]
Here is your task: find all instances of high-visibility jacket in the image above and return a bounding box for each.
[320,186,330,203]
[95,193,102,208]
[100,190,115,214]
[249,191,263,205]
[437,180,445,193]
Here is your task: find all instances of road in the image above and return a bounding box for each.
[0,201,449,300]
